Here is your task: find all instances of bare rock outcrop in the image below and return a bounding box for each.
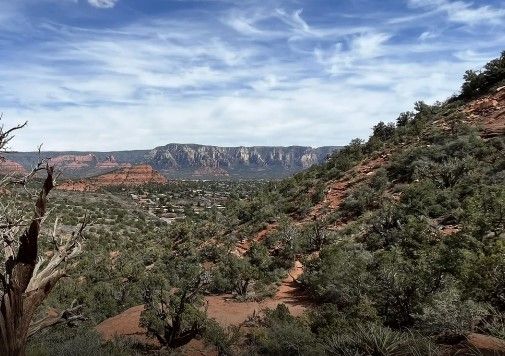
[464,87,505,138]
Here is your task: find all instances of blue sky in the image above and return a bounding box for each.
[0,0,504,151]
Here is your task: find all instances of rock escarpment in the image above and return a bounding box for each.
[5,145,339,179]
[147,144,337,178]
[57,165,167,192]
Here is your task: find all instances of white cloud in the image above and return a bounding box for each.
[87,0,118,9]
[419,31,438,41]
[315,32,391,75]
[275,8,311,33]
[408,0,505,25]
[1,2,503,151]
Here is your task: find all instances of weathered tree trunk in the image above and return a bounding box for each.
[0,121,84,355]
[0,168,54,356]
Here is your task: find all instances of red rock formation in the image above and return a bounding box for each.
[464,86,505,138]
[57,164,167,192]
[0,158,27,176]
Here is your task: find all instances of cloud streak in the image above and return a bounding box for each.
[87,0,119,9]
[0,0,504,151]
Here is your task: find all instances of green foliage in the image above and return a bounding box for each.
[27,328,135,356]
[250,304,325,356]
[140,250,208,348]
[414,282,488,335]
[302,243,372,307]
[211,243,280,299]
[203,321,241,356]
[461,51,505,99]
[323,324,438,356]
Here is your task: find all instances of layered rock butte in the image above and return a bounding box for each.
[0,158,27,176]
[57,164,167,192]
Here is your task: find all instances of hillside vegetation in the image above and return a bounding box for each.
[19,52,505,355]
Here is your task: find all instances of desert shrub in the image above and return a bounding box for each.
[302,243,373,306]
[461,51,505,99]
[479,308,505,340]
[307,302,379,340]
[249,304,324,356]
[27,328,132,356]
[414,282,489,335]
[396,111,415,127]
[323,324,438,356]
[340,184,380,217]
[203,321,241,356]
[372,121,396,142]
[371,248,444,329]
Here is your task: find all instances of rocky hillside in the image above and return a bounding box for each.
[4,145,338,179]
[3,151,146,179]
[206,53,505,354]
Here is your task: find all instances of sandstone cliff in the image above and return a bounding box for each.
[146,144,337,178]
[5,145,339,179]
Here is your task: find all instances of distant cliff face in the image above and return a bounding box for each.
[4,144,339,179]
[146,144,337,178]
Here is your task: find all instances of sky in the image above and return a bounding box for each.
[0,0,504,151]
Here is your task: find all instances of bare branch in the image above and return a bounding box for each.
[28,301,85,338]
[0,121,28,152]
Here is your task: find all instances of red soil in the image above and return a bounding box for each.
[442,333,505,355]
[306,154,388,222]
[205,260,308,327]
[96,261,308,351]
[440,225,460,236]
[96,305,157,346]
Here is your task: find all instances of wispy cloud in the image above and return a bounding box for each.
[87,0,119,9]
[408,0,505,25]
[0,0,503,150]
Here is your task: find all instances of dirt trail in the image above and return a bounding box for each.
[96,260,308,344]
[205,260,307,327]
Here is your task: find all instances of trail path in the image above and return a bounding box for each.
[96,260,308,356]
